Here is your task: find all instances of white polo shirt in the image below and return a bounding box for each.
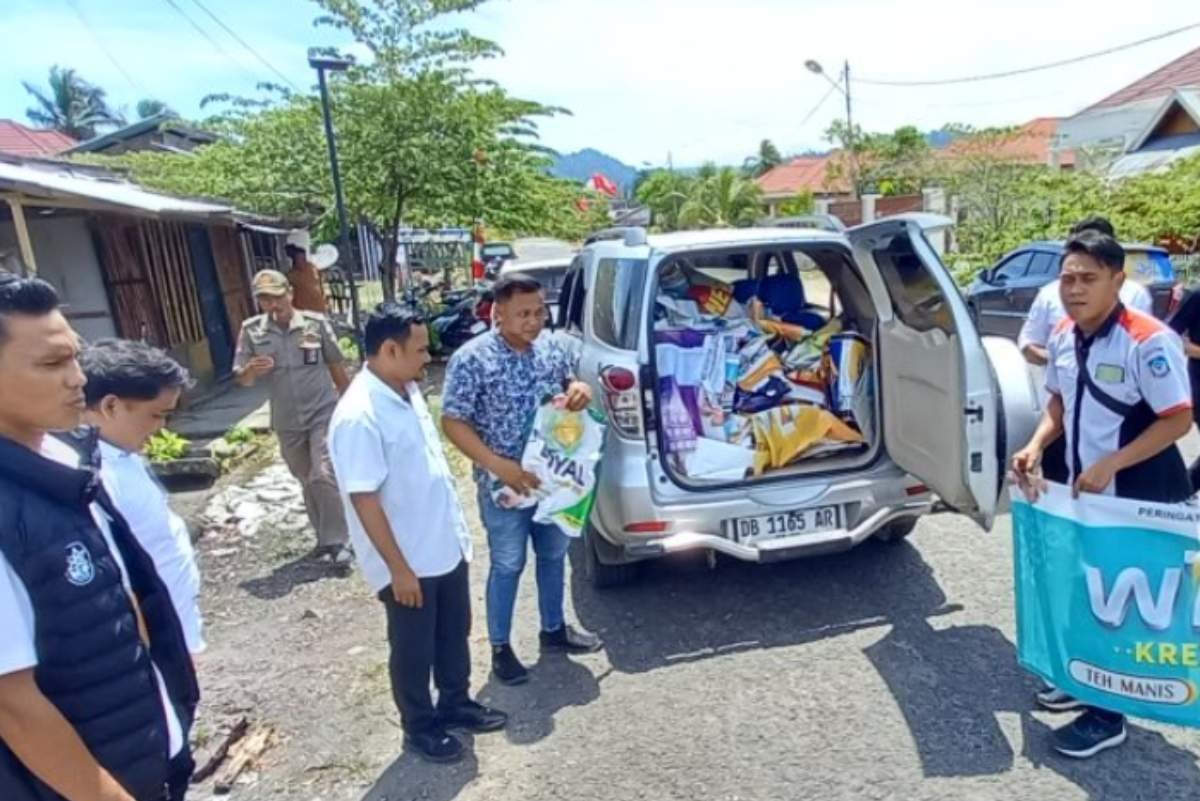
[328,368,472,591]
[0,435,184,756]
[99,440,205,655]
[1046,306,1191,496]
[1019,278,1153,352]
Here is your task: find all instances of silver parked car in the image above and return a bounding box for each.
[555,216,1039,587]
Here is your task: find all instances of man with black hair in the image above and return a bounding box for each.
[0,273,198,800]
[329,304,506,764]
[1012,231,1193,758]
[1165,286,1200,490]
[80,339,204,655]
[441,273,601,687]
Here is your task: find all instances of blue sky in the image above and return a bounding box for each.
[2,0,1198,166]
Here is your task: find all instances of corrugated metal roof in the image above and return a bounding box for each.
[0,121,76,157]
[0,159,231,218]
[1088,44,1200,110]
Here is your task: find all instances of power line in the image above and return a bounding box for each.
[187,0,300,91]
[799,81,841,128]
[158,0,261,85]
[62,0,147,94]
[856,21,1200,87]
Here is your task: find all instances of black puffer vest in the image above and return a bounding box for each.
[0,430,199,801]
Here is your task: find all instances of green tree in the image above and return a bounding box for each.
[824,122,931,196]
[1110,153,1200,249]
[679,167,763,229]
[776,192,815,217]
[635,169,693,231]
[743,138,783,177]
[93,0,588,300]
[136,99,176,120]
[23,65,121,140]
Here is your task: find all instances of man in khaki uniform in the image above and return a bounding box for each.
[234,270,352,563]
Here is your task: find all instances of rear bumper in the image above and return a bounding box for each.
[618,499,931,563]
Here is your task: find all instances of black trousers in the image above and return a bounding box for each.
[378,560,471,735]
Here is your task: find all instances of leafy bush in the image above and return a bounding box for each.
[224,425,254,445]
[145,429,190,463]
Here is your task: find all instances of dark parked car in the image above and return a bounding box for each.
[966,241,1177,340]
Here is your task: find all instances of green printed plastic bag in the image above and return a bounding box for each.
[491,400,606,538]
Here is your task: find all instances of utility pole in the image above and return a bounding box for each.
[309,52,362,336]
[842,60,859,200]
[805,58,859,199]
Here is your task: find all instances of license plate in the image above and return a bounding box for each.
[727,506,841,544]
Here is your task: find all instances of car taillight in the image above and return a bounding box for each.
[472,259,485,280]
[599,365,643,439]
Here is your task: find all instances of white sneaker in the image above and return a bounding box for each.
[1037,686,1084,712]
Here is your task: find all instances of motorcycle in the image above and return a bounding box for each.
[428,282,493,356]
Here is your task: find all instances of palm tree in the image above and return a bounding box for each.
[743,139,783,177]
[136,99,177,120]
[679,167,763,229]
[23,65,122,140]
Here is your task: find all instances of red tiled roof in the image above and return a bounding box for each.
[0,120,76,157]
[939,117,1063,165]
[1087,45,1200,110]
[756,153,851,197]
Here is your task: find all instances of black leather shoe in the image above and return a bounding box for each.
[540,624,602,654]
[491,645,529,685]
[404,729,465,764]
[441,700,508,733]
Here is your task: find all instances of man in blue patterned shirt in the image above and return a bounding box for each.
[442,274,602,685]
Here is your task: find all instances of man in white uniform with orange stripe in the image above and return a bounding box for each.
[1012,230,1193,758]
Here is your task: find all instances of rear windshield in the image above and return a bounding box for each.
[482,244,514,258]
[1125,250,1174,285]
[591,258,648,350]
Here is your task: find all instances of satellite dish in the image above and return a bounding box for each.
[311,243,339,271]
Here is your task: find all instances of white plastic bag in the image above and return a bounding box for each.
[490,399,606,538]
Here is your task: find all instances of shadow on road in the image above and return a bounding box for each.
[238,554,352,601]
[476,652,602,747]
[570,538,954,675]
[570,538,1200,795]
[360,735,479,801]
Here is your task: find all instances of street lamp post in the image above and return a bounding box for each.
[805,59,858,200]
[308,51,361,338]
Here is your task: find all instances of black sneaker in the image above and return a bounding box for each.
[491,645,529,686]
[1036,686,1084,712]
[404,729,465,764]
[1052,710,1127,759]
[440,700,508,733]
[539,624,603,654]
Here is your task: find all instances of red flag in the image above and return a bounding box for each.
[589,172,618,197]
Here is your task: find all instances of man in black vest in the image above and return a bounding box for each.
[0,272,199,801]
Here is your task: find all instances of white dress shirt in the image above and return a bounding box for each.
[328,368,472,592]
[99,440,205,654]
[0,436,185,756]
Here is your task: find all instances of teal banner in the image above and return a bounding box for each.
[1012,484,1200,727]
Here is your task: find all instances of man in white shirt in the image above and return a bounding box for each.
[0,272,197,801]
[1017,216,1153,486]
[328,304,507,765]
[80,339,205,655]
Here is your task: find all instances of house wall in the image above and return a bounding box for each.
[1056,98,1162,155]
[0,214,117,342]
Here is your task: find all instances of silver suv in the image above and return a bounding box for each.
[555,216,1039,586]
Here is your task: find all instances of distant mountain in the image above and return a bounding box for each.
[549,148,638,195]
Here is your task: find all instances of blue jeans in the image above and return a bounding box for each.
[477,485,570,646]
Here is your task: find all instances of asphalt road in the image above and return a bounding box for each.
[360,505,1200,801]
